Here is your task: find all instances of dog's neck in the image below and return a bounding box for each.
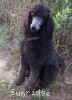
[24,36,40,42]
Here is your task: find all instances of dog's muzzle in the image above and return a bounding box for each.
[30,16,43,32]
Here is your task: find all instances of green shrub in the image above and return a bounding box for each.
[53,6,72,28]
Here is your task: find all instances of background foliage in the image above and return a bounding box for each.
[0,0,72,100]
[0,0,72,54]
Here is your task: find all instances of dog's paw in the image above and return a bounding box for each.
[36,81,48,90]
[25,85,34,95]
[15,78,24,86]
[25,85,31,92]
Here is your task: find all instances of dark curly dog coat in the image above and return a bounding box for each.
[15,4,63,92]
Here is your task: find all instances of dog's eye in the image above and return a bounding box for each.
[31,12,36,17]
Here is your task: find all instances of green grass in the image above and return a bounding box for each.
[11,48,20,59]
[68,49,72,56]
[0,79,14,96]
[0,19,21,49]
[0,79,22,100]
[49,81,62,92]
[34,89,50,100]
[0,25,11,49]
[34,91,42,100]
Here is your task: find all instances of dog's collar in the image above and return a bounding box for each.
[24,37,40,41]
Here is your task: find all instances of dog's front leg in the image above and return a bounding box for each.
[25,66,40,93]
[15,41,27,86]
[15,56,27,86]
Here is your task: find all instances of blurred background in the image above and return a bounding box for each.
[0,0,72,100]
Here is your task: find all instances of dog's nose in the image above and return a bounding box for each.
[30,25,36,31]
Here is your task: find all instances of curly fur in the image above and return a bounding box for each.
[15,4,63,93]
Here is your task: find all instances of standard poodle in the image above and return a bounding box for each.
[15,4,63,93]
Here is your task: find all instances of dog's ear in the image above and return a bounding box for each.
[47,8,50,13]
[46,8,51,16]
[44,7,51,19]
[28,11,32,25]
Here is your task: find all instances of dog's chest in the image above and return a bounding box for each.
[23,40,43,64]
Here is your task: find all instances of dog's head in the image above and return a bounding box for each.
[28,4,50,32]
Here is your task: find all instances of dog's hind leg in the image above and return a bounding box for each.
[37,66,58,89]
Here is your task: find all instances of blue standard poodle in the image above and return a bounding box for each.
[15,4,64,93]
